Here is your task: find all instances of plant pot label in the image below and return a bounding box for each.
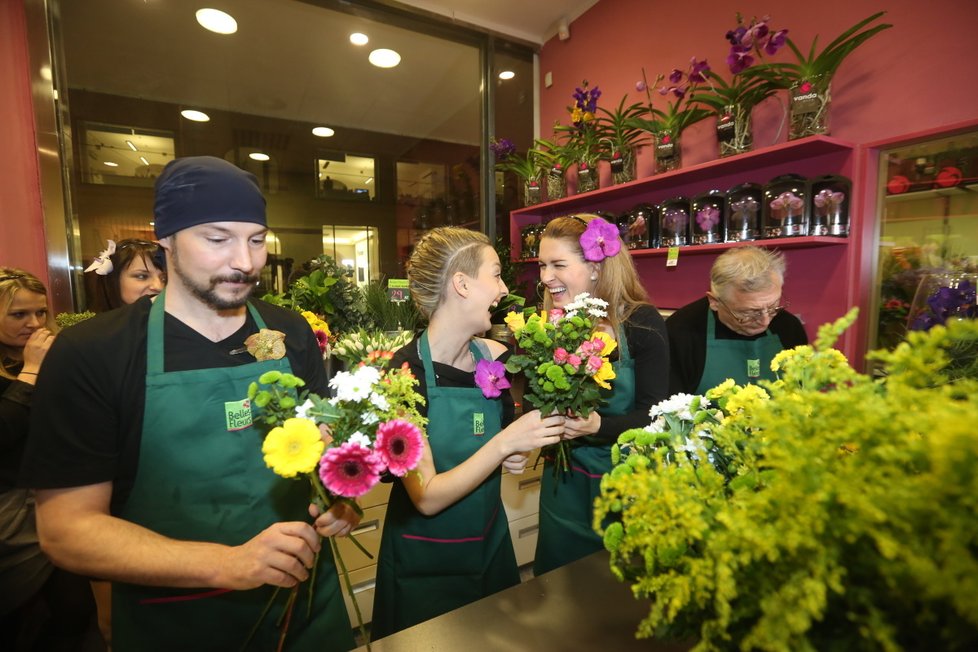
[610,153,625,174]
[791,91,822,115]
[656,140,676,159]
[717,114,736,143]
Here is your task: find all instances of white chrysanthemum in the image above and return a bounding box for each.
[587,306,607,318]
[648,393,709,421]
[369,392,390,412]
[330,367,377,402]
[644,417,666,433]
[295,398,315,420]
[361,411,379,426]
[347,431,372,448]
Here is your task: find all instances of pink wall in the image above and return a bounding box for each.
[0,0,48,285]
[539,0,978,171]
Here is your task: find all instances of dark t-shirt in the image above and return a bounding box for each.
[665,296,809,394]
[19,296,326,513]
[0,372,32,490]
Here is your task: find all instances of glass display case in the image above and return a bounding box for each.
[872,128,978,351]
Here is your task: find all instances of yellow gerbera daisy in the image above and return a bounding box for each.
[262,417,325,478]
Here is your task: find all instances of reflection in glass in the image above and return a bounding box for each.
[80,123,175,186]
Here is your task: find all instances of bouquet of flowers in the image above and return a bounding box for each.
[504,293,616,475]
[247,363,427,644]
[331,329,414,369]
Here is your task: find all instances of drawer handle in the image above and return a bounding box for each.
[517,524,539,539]
[351,520,380,536]
[352,579,376,595]
[518,477,541,490]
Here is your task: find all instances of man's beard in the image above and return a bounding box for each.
[170,249,259,310]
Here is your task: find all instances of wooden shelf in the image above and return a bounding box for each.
[516,236,847,263]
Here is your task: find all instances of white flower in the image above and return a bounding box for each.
[330,368,375,402]
[295,398,315,420]
[369,392,390,412]
[347,431,372,448]
[648,393,709,421]
[361,411,379,426]
[644,417,666,433]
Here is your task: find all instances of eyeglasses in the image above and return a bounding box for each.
[712,294,787,324]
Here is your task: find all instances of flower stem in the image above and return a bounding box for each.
[275,586,299,652]
[330,537,370,648]
[239,586,282,651]
[311,477,373,559]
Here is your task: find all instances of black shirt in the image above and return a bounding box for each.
[665,296,809,394]
[20,296,326,513]
[0,371,32,490]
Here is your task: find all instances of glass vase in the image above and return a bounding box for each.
[717,104,753,158]
[654,132,681,174]
[546,164,565,201]
[523,179,542,206]
[789,78,831,140]
[609,148,637,185]
[576,161,598,194]
[907,273,978,331]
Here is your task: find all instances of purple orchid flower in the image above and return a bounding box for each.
[688,58,710,83]
[765,29,789,55]
[696,206,721,232]
[474,359,511,399]
[668,68,684,84]
[490,138,516,160]
[580,217,622,262]
[727,47,754,74]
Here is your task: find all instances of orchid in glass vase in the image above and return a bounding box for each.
[246,364,427,647]
[491,137,549,206]
[628,62,711,174]
[595,95,650,185]
[690,14,788,157]
[554,79,603,194]
[504,292,616,476]
[749,11,892,139]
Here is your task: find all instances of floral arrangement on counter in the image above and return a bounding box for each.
[504,292,616,475]
[247,363,427,645]
[595,309,978,650]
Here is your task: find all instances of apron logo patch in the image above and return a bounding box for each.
[747,358,761,378]
[473,412,485,436]
[225,398,253,431]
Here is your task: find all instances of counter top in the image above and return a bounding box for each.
[356,551,693,651]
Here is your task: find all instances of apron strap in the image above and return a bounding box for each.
[147,289,267,374]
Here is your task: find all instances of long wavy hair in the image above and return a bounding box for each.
[540,214,652,334]
[0,267,53,380]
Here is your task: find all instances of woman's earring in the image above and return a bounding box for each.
[536,281,547,301]
[591,273,598,281]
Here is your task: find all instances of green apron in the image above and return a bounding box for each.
[533,328,636,577]
[113,292,354,652]
[371,331,518,639]
[695,310,783,394]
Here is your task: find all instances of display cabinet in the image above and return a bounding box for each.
[509,136,862,360]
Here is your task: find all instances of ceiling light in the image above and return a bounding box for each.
[365,177,373,184]
[196,8,237,35]
[139,156,149,166]
[181,109,210,122]
[103,161,119,167]
[350,33,369,46]
[368,49,401,68]
[249,152,270,161]
[498,70,515,80]
[126,139,138,152]
[312,126,335,137]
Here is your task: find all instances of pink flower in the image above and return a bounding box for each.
[474,359,511,399]
[586,355,604,373]
[579,217,622,262]
[553,347,569,364]
[374,419,424,477]
[800,81,812,93]
[578,340,595,355]
[319,442,385,497]
[567,354,582,369]
[314,329,329,355]
[549,308,565,322]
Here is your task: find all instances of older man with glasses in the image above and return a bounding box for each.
[666,246,809,395]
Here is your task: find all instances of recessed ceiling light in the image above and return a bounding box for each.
[126,139,138,152]
[368,49,401,68]
[103,161,119,167]
[249,152,270,161]
[139,156,150,166]
[181,109,210,122]
[196,8,237,35]
[312,126,335,137]
[498,70,515,80]
[350,32,369,46]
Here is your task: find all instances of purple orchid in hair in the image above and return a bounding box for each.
[474,359,511,399]
[579,217,622,262]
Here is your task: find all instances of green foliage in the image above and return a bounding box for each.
[55,311,96,329]
[595,95,651,155]
[262,255,368,336]
[690,69,778,114]
[362,280,422,333]
[596,311,978,650]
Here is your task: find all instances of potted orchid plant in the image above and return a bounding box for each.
[628,62,712,174]
[749,11,893,139]
[554,80,603,194]
[491,137,550,206]
[595,95,651,185]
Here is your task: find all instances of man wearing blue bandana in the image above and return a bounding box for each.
[20,156,357,651]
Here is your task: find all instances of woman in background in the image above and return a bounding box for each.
[532,214,670,576]
[86,239,165,311]
[0,268,101,650]
[371,227,564,638]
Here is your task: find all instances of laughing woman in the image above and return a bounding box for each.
[0,269,100,649]
[532,214,670,576]
[371,228,564,639]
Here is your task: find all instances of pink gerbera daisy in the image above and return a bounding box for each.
[374,419,424,476]
[319,442,385,497]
